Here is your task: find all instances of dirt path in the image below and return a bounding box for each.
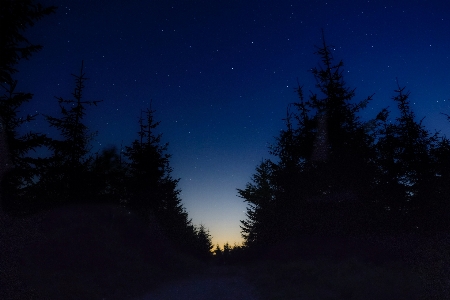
[139,266,260,300]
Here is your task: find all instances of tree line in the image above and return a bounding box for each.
[3,1,449,263]
[238,30,450,253]
[0,0,212,261]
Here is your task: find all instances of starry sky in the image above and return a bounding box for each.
[15,0,450,247]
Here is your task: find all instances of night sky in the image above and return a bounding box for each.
[15,0,450,247]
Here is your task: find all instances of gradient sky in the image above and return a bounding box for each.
[15,0,450,247]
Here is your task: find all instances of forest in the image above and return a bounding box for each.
[1,1,450,299]
[2,0,450,264]
[238,31,450,254]
[0,1,213,261]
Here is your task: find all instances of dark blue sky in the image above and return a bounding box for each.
[15,0,450,246]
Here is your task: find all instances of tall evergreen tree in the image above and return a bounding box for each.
[0,81,49,214]
[240,33,384,246]
[0,0,56,84]
[123,107,173,218]
[0,0,56,214]
[305,32,376,200]
[269,87,315,208]
[191,224,213,260]
[123,106,198,253]
[281,34,377,231]
[380,82,440,230]
[238,159,277,247]
[37,61,101,206]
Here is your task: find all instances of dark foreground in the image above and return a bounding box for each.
[1,206,448,299]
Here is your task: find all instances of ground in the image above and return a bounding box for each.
[1,205,449,299]
[139,265,259,300]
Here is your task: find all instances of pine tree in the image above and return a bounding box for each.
[222,242,231,264]
[305,32,376,200]
[192,224,213,260]
[0,81,49,214]
[240,32,383,246]
[123,106,197,253]
[238,159,278,247]
[124,107,173,218]
[280,34,377,232]
[0,0,56,214]
[380,81,440,230]
[270,85,316,205]
[0,0,56,84]
[38,61,102,206]
[213,244,222,255]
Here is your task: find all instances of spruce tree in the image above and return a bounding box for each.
[240,33,382,246]
[270,86,315,207]
[192,224,213,260]
[379,82,440,231]
[38,61,102,206]
[305,33,376,201]
[0,0,56,214]
[0,0,56,84]
[238,159,277,247]
[0,81,49,214]
[277,34,377,234]
[124,107,173,218]
[123,106,197,253]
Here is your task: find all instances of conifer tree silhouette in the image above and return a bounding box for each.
[123,105,211,256]
[0,0,56,214]
[0,0,56,84]
[238,159,276,247]
[38,61,102,206]
[240,32,381,246]
[376,80,441,231]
